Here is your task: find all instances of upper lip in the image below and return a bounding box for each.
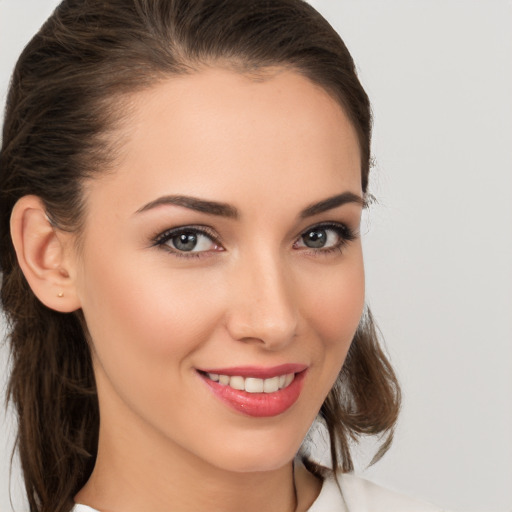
[197,363,307,379]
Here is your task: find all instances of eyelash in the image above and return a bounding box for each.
[152,225,221,259]
[152,222,356,259]
[294,222,357,256]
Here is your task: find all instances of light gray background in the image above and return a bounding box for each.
[1,1,511,511]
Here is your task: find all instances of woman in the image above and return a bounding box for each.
[0,1,443,511]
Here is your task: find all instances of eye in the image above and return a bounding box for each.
[153,226,223,257]
[294,223,356,253]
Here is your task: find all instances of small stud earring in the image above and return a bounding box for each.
[57,292,64,298]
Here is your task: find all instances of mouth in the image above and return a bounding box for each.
[201,371,296,393]
[197,364,308,417]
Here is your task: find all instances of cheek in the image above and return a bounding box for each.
[77,250,223,378]
[302,259,365,343]
[297,252,365,391]
[77,254,226,428]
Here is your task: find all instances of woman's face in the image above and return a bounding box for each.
[72,68,365,473]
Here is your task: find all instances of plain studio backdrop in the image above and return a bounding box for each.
[1,1,511,511]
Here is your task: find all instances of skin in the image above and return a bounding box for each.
[61,68,366,512]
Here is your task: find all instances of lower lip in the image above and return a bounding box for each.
[199,370,307,417]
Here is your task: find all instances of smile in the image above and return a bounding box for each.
[205,372,295,393]
[198,364,307,417]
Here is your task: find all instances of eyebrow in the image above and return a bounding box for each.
[135,195,239,218]
[135,191,364,219]
[300,191,365,218]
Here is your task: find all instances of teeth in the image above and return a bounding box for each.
[218,374,230,385]
[284,373,294,387]
[229,375,245,391]
[263,376,280,393]
[207,372,295,393]
[245,377,264,393]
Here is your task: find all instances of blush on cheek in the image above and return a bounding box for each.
[305,268,365,343]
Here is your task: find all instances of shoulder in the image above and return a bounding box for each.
[308,471,445,512]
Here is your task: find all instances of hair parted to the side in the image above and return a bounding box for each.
[0,1,400,511]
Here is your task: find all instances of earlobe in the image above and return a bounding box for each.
[10,195,81,313]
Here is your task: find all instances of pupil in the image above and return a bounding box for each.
[304,229,326,248]
[173,232,197,251]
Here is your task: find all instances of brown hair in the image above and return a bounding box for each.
[0,1,400,511]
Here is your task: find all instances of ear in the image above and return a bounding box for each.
[10,195,81,313]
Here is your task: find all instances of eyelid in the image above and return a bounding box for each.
[294,221,357,252]
[150,221,357,259]
[299,221,357,239]
[152,225,224,254]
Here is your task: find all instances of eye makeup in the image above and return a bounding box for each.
[293,221,357,257]
[151,224,224,259]
[150,220,357,260]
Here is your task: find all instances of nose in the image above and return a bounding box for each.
[224,251,298,350]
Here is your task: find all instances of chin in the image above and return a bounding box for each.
[195,427,306,474]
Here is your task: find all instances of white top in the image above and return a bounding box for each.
[308,471,443,511]
[72,471,444,512]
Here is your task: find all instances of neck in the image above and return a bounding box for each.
[80,449,297,512]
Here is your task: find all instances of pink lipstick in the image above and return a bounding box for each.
[197,364,307,417]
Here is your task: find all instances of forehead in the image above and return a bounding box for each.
[85,68,362,218]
